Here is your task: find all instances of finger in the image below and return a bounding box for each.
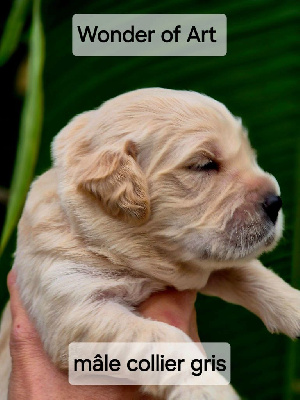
[7,270,40,349]
[7,269,16,288]
[7,269,25,321]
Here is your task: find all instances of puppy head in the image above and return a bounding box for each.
[52,88,283,262]
[135,90,283,262]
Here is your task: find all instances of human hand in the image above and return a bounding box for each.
[7,270,200,400]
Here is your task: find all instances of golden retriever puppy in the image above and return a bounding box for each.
[0,88,298,400]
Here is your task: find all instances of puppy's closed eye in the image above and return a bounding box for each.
[187,159,219,172]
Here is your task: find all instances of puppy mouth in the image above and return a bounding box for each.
[264,231,276,247]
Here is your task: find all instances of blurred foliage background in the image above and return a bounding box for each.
[0,0,299,399]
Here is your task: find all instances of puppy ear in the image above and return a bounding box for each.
[78,140,150,225]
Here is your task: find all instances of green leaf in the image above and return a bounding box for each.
[0,0,44,254]
[0,0,32,66]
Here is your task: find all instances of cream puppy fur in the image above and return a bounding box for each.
[0,88,299,400]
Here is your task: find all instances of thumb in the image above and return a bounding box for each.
[138,288,199,338]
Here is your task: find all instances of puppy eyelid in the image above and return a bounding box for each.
[186,159,219,172]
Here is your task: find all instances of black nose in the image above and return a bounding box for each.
[262,194,282,224]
